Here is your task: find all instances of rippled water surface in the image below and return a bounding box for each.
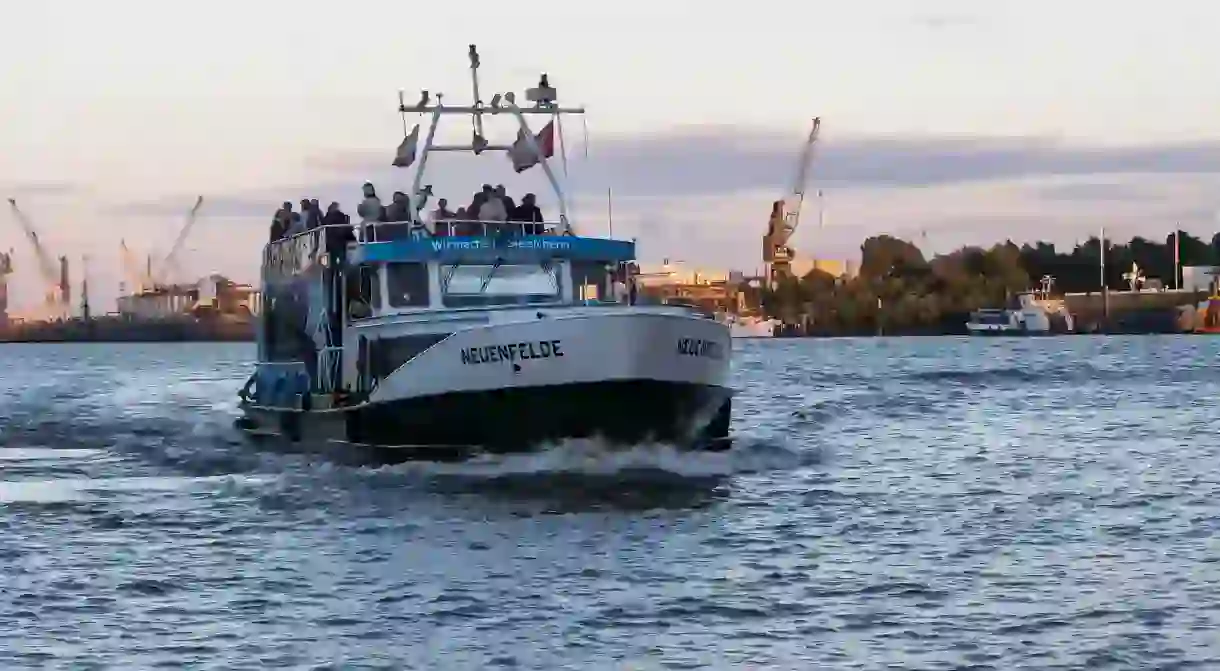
[2,337,1220,669]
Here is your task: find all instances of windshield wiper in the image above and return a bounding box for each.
[540,261,559,293]
[441,263,460,292]
[479,258,504,294]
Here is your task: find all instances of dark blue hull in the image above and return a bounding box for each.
[238,379,733,462]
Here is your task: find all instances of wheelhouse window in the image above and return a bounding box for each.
[367,267,381,310]
[571,261,610,303]
[440,263,561,307]
[386,262,431,308]
[345,265,379,319]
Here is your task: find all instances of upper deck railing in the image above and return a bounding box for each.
[362,218,560,241]
[263,220,636,282]
[354,219,635,265]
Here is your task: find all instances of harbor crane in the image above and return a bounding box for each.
[762,117,821,289]
[6,198,70,318]
[152,195,204,289]
[118,238,153,295]
[120,196,204,295]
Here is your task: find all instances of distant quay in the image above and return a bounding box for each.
[0,316,254,343]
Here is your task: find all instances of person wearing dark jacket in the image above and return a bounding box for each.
[384,191,411,223]
[466,184,494,219]
[321,202,349,228]
[494,184,516,213]
[510,193,544,234]
[306,199,323,229]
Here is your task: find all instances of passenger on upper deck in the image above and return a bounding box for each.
[323,204,355,268]
[429,199,456,236]
[321,202,349,229]
[466,184,493,219]
[270,202,293,241]
[293,199,315,233]
[306,199,323,230]
[357,182,385,225]
[432,198,455,220]
[385,191,411,223]
[284,201,307,236]
[509,193,544,234]
[477,188,507,222]
[494,185,515,213]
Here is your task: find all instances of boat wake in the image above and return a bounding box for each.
[378,436,810,480]
[326,437,815,512]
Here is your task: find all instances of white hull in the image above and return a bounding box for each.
[721,316,777,338]
[368,308,731,402]
[729,321,777,338]
[244,306,734,452]
[965,323,1050,336]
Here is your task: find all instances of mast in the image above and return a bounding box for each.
[1174,225,1180,291]
[1100,225,1109,324]
[395,45,586,234]
[80,254,91,322]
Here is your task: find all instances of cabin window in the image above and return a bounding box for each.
[440,263,561,307]
[368,333,450,380]
[572,261,609,303]
[386,263,431,308]
[346,265,379,319]
[365,266,381,311]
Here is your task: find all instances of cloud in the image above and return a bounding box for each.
[84,130,1220,288]
[300,128,1220,201]
[0,180,82,198]
[1035,182,1158,202]
[910,13,984,30]
[104,194,278,218]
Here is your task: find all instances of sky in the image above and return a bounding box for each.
[2,0,1220,311]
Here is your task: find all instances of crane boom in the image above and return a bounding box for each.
[119,239,152,293]
[761,118,822,289]
[6,198,66,300]
[779,117,821,244]
[153,196,204,288]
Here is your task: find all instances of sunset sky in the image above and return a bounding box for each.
[3,0,1220,310]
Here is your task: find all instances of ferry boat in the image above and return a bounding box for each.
[235,46,733,459]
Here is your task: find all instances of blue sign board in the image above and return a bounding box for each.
[351,235,636,265]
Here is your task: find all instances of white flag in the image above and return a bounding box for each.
[508,121,555,173]
[393,124,421,168]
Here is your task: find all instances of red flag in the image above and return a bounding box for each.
[535,120,555,159]
[509,121,556,173]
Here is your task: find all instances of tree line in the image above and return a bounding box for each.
[754,231,1220,336]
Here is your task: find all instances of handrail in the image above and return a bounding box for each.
[365,219,562,240]
[271,219,569,242]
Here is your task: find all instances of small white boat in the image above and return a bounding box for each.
[966,292,1073,336]
[236,46,733,459]
[722,314,778,338]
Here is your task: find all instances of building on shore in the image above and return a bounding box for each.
[116,274,260,320]
[632,261,739,314]
[1182,266,1220,294]
[786,257,858,281]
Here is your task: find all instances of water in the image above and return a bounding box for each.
[2,337,1220,670]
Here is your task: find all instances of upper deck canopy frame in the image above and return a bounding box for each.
[398,45,584,236]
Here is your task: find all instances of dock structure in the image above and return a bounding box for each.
[1063,289,1207,333]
